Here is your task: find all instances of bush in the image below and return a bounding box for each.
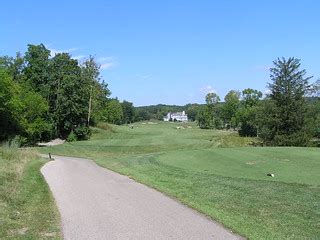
[73,126,91,140]
[66,131,77,142]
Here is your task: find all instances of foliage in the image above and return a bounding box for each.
[258,57,313,146]
[23,44,52,98]
[2,45,320,147]
[0,69,22,140]
[81,56,111,124]
[121,100,135,124]
[237,88,263,137]
[19,89,52,144]
[222,90,240,129]
[0,68,51,144]
[73,125,92,140]
[134,108,152,122]
[197,93,222,129]
[102,99,123,124]
[1,44,111,143]
[66,131,77,142]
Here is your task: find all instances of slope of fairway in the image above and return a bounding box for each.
[39,121,320,239]
[157,147,320,185]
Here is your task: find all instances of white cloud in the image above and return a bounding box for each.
[47,46,78,57]
[200,85,217,94]
[100,62,115,70]
[72,55,85,60]
[46,45,117,70]
[98,57,117,70]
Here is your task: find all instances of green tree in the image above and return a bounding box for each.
[80,56,110,125]
[258,57,313,146]
[103,99,124,124]
[51,53,88,137]
[19,90,52,144]
[237,88,262,137]
[135,108,152,121]
[222,90,240,129]
[121,100,135,124]
[197,93,221,129]
[0,69,22,140]
[24,44,52,99]
[185,104,200,122]
[0,53,25,82]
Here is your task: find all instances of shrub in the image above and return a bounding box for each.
[66,131,77,142]
[73,126,91,140]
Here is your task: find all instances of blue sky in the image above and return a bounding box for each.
[1,1,320,106]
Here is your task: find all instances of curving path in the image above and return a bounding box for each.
[41,155,243,240]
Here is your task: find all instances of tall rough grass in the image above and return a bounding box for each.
[0,138,61,239]
[0,137,36,204]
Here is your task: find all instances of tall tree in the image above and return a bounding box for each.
[103,99,123,124]
[258,57,312,146]
[222,90,240,129]
[121,100,135,124]
[0,69,22,140]
[51,53,87,137]
[237,88,262,136]
[197,93,221,129]
[24,44,51,99]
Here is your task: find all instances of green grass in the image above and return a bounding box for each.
[0,146,61,239]
[39,121,320,239]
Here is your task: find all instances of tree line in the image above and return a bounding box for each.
[134,58,320,146]
[1,48,319,147]
[196,58,320,146]
[0,44,135,144]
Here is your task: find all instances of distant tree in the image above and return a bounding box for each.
[134,108,152,121]
[121,100,135,124]
[222,90,240,129]
[205,92,220,107]
[103,99,123,124]
[241,88,263,107]
[185,104,200,121]
[197,106,213,129]
[237,88,262,137]
[196,94,220,129]
[258,57,313,146]
[310,79,320,98]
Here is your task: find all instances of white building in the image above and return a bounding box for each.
[163,111,188,122]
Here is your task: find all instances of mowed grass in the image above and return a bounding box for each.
[0,145,61,239]
[39,121,320,239]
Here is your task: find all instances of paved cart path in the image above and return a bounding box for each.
[41,155,243,240]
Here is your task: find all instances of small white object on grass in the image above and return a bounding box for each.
[267,173,275,177]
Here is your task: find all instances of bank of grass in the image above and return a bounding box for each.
[40,121,320,239]
[0,143,61,239]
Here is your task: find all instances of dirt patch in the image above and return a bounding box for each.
[246,161,257,165]
[38,138,65,147]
